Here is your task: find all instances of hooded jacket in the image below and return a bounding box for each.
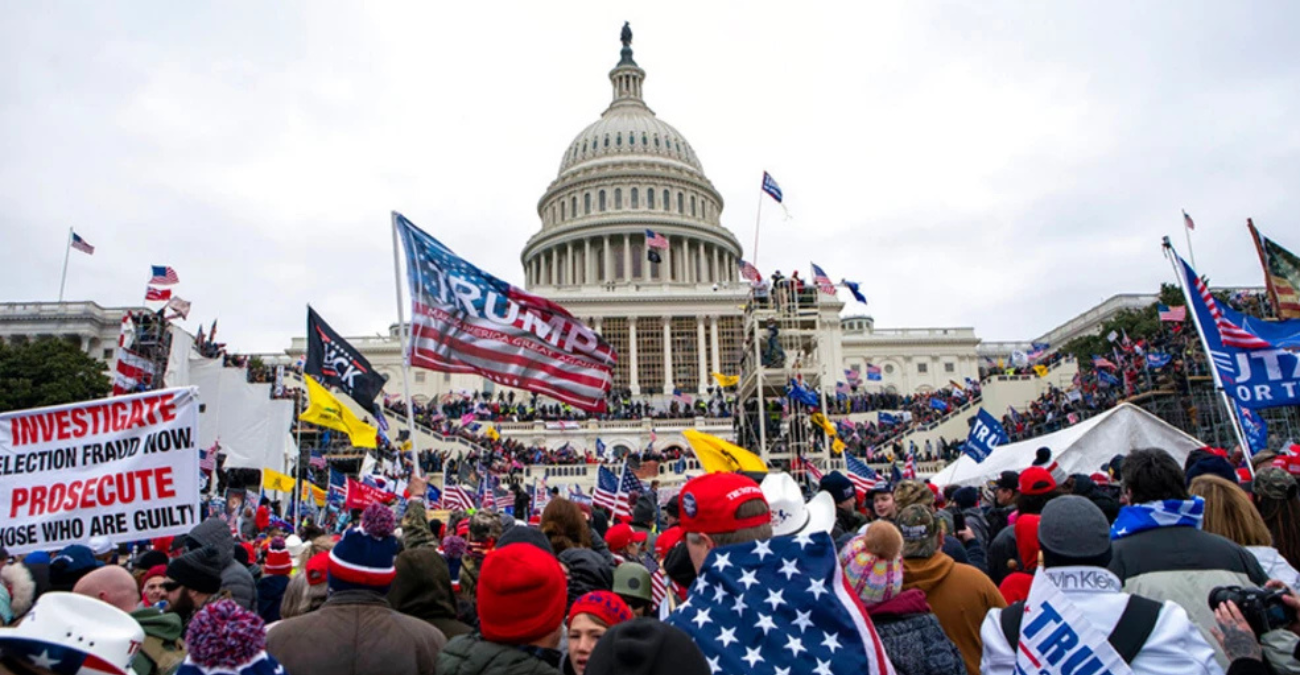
[557,549,613,608]
[980,566,1220,675]
[867,589,967,675]
[1109,525,1269,668]
[130,607,186,675]
[435,633,561,675]
[187,516,257,610]
[902,552,1005,675]
[392,500,474,640]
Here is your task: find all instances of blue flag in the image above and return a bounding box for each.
[761,171,783,203]
[786,379,820,407]
[962,408,1009,463]
[878,412,898,426]
[1177,253,1300,410]
[596,438,607,459]
[842,279,867,304]
[929,398,949,413]
[1097,369,1120,387]
[1237,403,1269,455]
[1145,352,1173,369]
[891,463,903,484]
[426,484,442,505]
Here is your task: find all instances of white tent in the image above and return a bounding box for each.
[930,403,1205,487]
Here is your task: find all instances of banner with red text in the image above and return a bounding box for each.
[344,477,396,510]
[0,387,201,555]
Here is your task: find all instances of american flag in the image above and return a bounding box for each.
[442,479,477,512]
[845,368,860,383]
[145,286,171,302]
[199,443,218,472]
[149,265,179,285]
[835,382,849,396]
[666,532,895,675]
[328,469,347,506]
[533,476,549,513]
[651,566,669,608]
[673,387,692,406]
[739,259,762,283]
[309,450,327,470]
[866,364,882,381]
[1091,356,1117,370]
[394,213,615,412]
[70,232,94,254]
[761,171,784,203]
[593,465,621,513]
[645,229,669,250]
[903,450,917,479]
[811,263,836,295]
[792,454,825,483]
[112,348,156,396]
[614,464,644,520]
[1179,256,1273,349]
[844,453,878,495]
[1183,210,1195,231]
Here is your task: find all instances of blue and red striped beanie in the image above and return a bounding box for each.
[328,503,399,593]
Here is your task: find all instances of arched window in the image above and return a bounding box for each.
[663,189,670,211]
[616,133,622,147]
[701,201,707,220]
[599,190,607,212]
[571,196,578,218]
[690,195,696,217]
[584,193,591,215]
[604,135,610,148]
[629,133,635,146]
[677,192,684,214]
[642,132,648,146]
[614,188,622,209]
[654,135,660,148]
[631,188,639,209]
[561,201,567,220]
[647,188,655,210]
[551,206,556,223]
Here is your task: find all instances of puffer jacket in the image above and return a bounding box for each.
[267,590,447,675]
[1109,525,1269,669]
[867,589,967,675]
[557,548,613,608]
[436,633,561,675]
[187,517,256,610]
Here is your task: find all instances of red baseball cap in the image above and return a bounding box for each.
[678,473,768,534]
[1019,467,1057,496]
[655,526,685,559]
[605,523,646,551]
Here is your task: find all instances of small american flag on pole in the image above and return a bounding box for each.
[845,453,879,495]
[811,263,836,295]
[739,259,762,283]
[645,229,669,250]
[71,232,95,255]
[149,265,180,285]
[672,387,692,406]
[200,443,218,472]
[1183,210,1195,231]
[593,465,621,513]
[1157,304,1186,322]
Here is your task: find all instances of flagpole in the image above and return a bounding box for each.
[58,228,72,303]
[1183,213,1197,270]
[390,212,424,479]
[751,188,764,268]
[1161,238,1252,473]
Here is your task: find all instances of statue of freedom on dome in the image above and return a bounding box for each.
[621,22,632,47]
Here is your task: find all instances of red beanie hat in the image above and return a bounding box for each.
[477,543,567,645]
[568,591,632,629]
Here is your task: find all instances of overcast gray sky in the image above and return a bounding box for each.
[4,2,1298,353]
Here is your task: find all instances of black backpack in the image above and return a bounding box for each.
[999,595,1163,664]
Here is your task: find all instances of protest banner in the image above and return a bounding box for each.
[0,387,201,555]
[344,477,396,510]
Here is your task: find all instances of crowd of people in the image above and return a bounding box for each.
[8,441,1300,675]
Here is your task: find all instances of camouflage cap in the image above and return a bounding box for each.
[897,504,939,559]
[892,480,934,511]
[1255,466,1297,501]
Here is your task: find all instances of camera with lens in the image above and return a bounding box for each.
[1208,586,1298,636]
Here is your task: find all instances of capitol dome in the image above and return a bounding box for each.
[522,24,742,293]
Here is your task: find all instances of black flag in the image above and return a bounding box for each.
[647,249,662,264]
[305,306,387,408]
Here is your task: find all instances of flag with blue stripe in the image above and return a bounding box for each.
[761,171,783,203]
[962,408,1008,463]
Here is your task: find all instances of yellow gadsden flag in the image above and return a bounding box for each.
[301,480,327,507]
[1033,364,1049,378]
[682,429,767,474]
[263,467,296,493]
[711,372,740,388]
[301,375,378,448]
[809,412,837,438]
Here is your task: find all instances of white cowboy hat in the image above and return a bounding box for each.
[761,472,836,537]
[0,591,143,675]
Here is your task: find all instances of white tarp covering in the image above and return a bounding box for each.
[930,403,1205,487]
[188,358,295,472]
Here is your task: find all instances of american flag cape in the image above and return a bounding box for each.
[667,532,895,675]
[844,453,879,495]
[394,212,616,412]
[593,465,621,513]
[811,263,836,295]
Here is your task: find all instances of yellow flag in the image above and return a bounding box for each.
[1033,364,1049,378]
[832,437,846,455]
[299,480,327,507]
[682,429,767,474]
[263,467,296,493]
[300,375,378,448]
[809,412,837,437]
[711,372,740,388]
[485,426,500,442]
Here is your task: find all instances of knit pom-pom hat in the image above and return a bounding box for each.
[263,537,292,576]
[1033,447,1068,486]
[328,503,399,593]
[178,599,283,675]
[838,520,905,607]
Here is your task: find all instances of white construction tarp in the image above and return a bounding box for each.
[929,403,1205,488]
[190,358,295,472]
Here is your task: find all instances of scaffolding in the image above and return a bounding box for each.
[124,309,173,392]
[735,281,835,467]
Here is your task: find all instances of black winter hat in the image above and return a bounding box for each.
[584,617,711,675]
[166,545,224,594]
[819,471,856,503]
[496,523,555,557]
[952,486,979,510]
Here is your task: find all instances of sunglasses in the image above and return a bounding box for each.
[161,581,181,592]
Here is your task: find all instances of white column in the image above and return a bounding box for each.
[567,242,575,285]
[628,317,640,395]
[550,249,557,285]
[584,238,592,285]
[710,316,721,373]
[623,234,632,283]
[696,317,708,395]
[662,317,674,395]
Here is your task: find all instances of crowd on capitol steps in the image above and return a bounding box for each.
[10,437,1300,675]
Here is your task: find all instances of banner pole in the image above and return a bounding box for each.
[58,228,72,303]
[751,189,763,268]
[1161,239,1252,473]
[1184,219,1197,270]
[390,212,423,479]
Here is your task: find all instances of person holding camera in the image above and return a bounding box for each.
[981,496,1221,674]
[1212,581,1300,675]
